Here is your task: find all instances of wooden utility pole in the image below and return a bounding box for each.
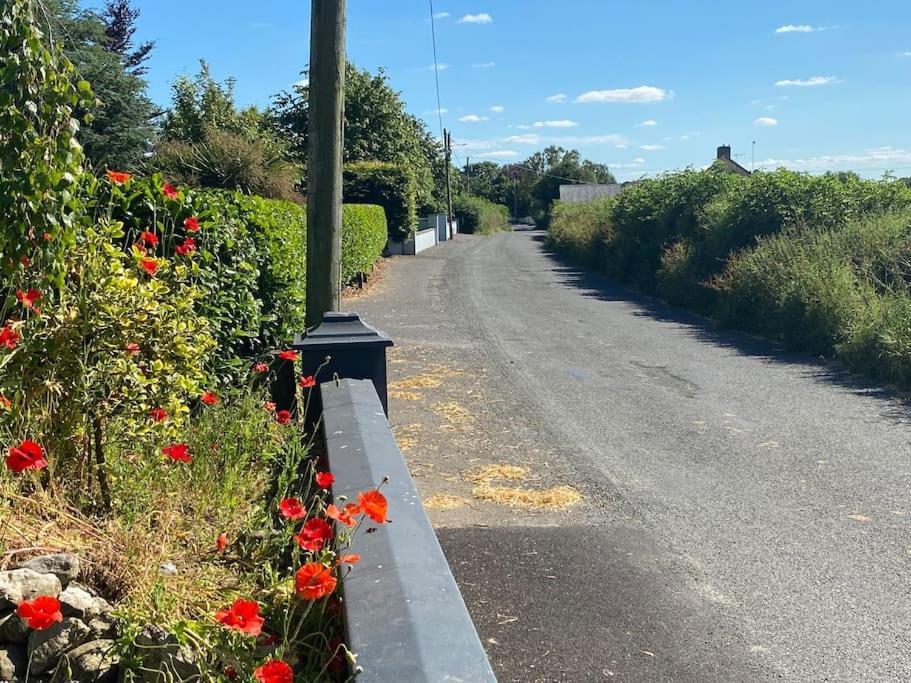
[306,0,347,329]
[444,129,454,239]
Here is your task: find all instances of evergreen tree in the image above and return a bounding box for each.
[102,0,155,76]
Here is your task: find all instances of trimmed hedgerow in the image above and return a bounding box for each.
[344,161,417,241]
[452,195,510,235]
[342,204,388,283]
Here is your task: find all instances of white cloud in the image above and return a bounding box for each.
[459,114,489,123]
[478,150,518,158]
[756,146,911,172]
[546,93,567,103]
[532,120,579,128]
[458,13,493,24]
[636,120,657,127]
[433,11,450,19]
[424,107,448,115]
[679,135,690,141]
[775,24,816,33]
[775,76,839,87]
[576,86,670,103]
[473,62,496,69]
[504,134,542,144]
[633,158,646,164]
[903,51,911,57]
[421,63,450,71]
[754,117,779,126]
[640,144,664,151]
[490,105,504,113]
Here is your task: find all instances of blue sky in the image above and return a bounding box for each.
[88,0,911,180]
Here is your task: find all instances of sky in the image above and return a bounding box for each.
[85,0,911,180]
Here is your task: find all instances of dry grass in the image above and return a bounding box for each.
[423,494,470,510]
[390,365,463,391]
[389,389,422,401]
[393,423,423,452]
[432,401,475,426]
[467,462,582,510]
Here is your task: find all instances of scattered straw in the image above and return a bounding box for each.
[432,401,474,425]
[424,494,470,510]
[472,483,582,510]
[389,390,422,401]
[470,463,528,483]
[390,365,463,390]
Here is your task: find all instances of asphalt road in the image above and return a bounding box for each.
[355,229,911,682]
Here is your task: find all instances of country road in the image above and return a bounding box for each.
[352,228,911,682]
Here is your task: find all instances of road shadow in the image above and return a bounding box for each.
[525,230,911,424]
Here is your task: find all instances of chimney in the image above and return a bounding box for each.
[717,145,732,160]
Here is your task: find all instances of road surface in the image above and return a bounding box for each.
[353,228,911,682]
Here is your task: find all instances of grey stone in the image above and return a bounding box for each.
[61,639,119,683]
[0,570,61,609]
[17,555,80,587]
[0,610,29,644]
[87,615,118,640]
[0,644,26,681]
[27,617,91,674]
[134,625,199,682]
[58,586,109,620]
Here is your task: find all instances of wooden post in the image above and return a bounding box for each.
[444,129,454,239]
[306,0,347,329]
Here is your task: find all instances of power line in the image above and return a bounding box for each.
[427,0,445,142]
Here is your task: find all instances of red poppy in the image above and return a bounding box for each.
[253,362,269,373]
[125,342,141,356]
[215,599,265,637]
[6,440,47,473]
[294,563,337,600]
[277,350,298,362]
[0,396,11,411]
[0,323,20,350]
[224,666,239,681]
[275,410,292,425]
[254,659,293,683]
[162,183,179,200]
[338,553,361,565]
[326,503,359,527]
[278,497,306,520]
[294,518,334,552]
[184,216,200,232]
[315,471,334,489]
[162,443,191,463]
[19,255,30,267]
[358,490,388,524]
[106,170,131,185]
[200,391,218,406]
[16,596,62,630]
[298,375,316,388]
[42,232,53,242]
[263,401,276,412]
[15,289,41,311]
[138,231,159,247]
[139,258,158,276]
[149,407,168,423]
[215,533,228,552]
[175,237,197,256]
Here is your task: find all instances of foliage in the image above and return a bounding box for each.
[155,61,301,201]
[547,166,911,387]
[272,62,446,213]
[452,195,510,235]
[43,0,156,171]
[0,0,95,285]
[342,205,389,282]
[344,161,417,240]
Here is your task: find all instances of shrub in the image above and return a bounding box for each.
[344,161,417,241]
[453,195,510,235]
[547,196,615,266]
[342,204,388,282]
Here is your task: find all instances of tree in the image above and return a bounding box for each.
[42,0,156,171]
[102,0,154,76]
[272,63,446,212]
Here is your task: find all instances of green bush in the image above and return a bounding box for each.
[342,204,388,282]
[547,196,615,266]
[344,161,416,241]
[453,195,510,235]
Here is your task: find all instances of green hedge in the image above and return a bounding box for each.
[342,204,388,282]
[344,161,416,241]
[547,168,911,387]
[453,195,510,235]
